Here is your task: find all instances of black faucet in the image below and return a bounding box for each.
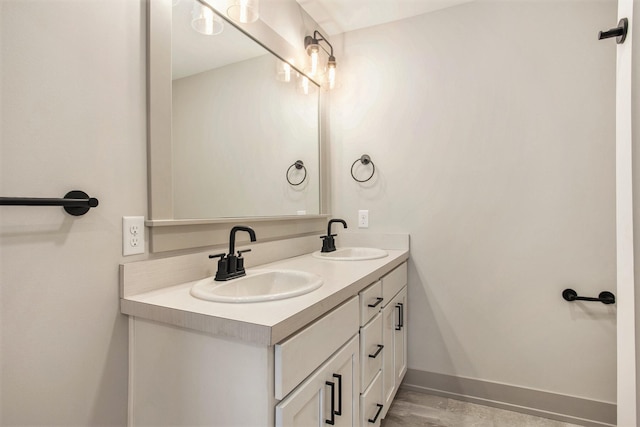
[320,219,347,253]
[209,226,257,281]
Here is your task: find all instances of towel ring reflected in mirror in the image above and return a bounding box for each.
[286,160,307,186]
[351,154,375,183]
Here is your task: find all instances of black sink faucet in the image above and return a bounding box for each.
[320,219,347,253]
[209,226,257,281]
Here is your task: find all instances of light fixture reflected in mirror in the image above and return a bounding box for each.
[276,59,293,83]
[227,0,259,23]
[191,0,223,35]
[304,31,337,89]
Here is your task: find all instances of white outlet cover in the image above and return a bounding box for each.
[123,216,145,256]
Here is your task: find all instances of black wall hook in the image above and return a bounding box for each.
[562,288,616,305]
[598,18,628,44]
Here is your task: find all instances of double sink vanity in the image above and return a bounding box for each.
[120,231,409,426]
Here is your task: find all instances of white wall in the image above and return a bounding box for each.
[172,54,320,218]
[331,0,618,403]
[0,0,147,424]
[0,0,324,424]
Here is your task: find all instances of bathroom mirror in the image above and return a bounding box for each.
[147,0,322,235]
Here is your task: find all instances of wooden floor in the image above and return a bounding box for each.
[381,389,584,427]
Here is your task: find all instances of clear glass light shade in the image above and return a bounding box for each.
[276,59,293,83]
[227,0,259,23]
[298,75,310,95]
[327,58,336,90]
[191,2,224,35]
[307,46,319,77]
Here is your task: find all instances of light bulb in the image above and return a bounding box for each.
[327,57,336,90]
[309,47,318,77]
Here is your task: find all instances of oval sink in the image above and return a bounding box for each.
[312,247,388,261]
[190,269,323,303]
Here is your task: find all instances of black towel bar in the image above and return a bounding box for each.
[0,190,99,216]
[562,288,615,305]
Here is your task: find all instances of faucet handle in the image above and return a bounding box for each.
[209,253,226,259]
[237,249,252,256]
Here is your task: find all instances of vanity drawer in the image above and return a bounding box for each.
[359,281,383,326]
[360,312,383,391]
[360,370,384,427]
[275,296,359,400]
[381,263,407,307]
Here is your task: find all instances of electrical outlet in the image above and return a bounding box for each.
[358,210,369,228]
[123,216,145,256]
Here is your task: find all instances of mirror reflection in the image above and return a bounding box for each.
[170,0,320,219]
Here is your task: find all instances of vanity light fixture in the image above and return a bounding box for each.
[191,0,223,35]
[304,30,337,89]
[227,0,259,24]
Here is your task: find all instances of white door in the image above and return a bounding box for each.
[614,0,637,425]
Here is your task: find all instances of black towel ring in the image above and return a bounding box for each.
[351,154,375,183]
[286,160,307,186]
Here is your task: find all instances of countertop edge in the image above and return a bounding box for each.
[122,251,409,346]
[121,299,273,346]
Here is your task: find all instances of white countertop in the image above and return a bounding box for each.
[121,249,409,346]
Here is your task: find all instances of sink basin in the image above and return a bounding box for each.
[190,269,323,303]
[312,247,388,261]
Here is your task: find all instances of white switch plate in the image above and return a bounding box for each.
[123,216,145,256]
[358,210,369,228]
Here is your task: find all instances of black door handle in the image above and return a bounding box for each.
[395,303,404,330]
[325,381,335,425]
[369,344,384,359]
[368,404,384,423]
[332,374,342,416]
[598,18,628,44]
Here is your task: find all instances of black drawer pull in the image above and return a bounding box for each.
[368,404,384,423]
[333,374,342,416]
[395,303,404,330]
[368,297,383,308]
[325,381,335,425]
[368,344,384,359]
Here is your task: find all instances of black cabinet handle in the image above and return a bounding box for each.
[395,303,404,330]
[368,297,383,308]
[332,374,342,416]
[368,404,384,423]
[325,381,335,425]
[368,344,384,359]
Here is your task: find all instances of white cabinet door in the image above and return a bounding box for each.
[394,288,407,387]
[276,335,360,427]
[381,286,407,419]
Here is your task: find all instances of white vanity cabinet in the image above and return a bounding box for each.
[129,297,360,427]
[357,262,408,425]
[123,248,410,427]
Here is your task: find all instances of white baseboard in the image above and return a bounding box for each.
[402,369,615,427]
